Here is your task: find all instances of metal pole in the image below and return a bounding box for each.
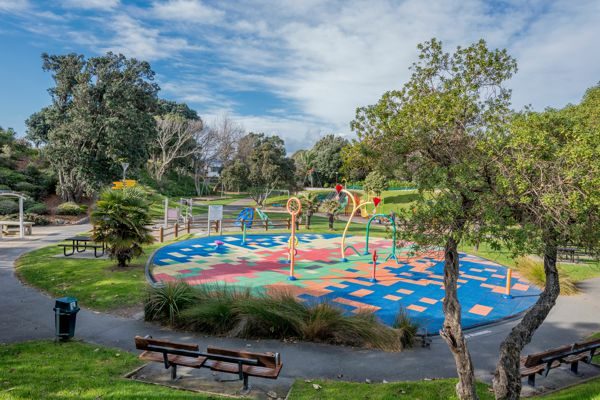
[163,197,168,228]
[19,197,24,238]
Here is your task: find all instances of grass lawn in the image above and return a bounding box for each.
[0,340,221,400]
[1,340,599,400]
[15,217,387,313]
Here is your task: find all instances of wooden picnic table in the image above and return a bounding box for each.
[58,236,106,257]
[0,220,33,237]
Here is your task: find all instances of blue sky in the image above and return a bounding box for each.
[0,0,598,152]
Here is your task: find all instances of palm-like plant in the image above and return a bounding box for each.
[300,192,319,229]
[321,199,340,230]
[92,187,154,267]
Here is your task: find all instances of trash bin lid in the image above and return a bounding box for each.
[55,296,78,311]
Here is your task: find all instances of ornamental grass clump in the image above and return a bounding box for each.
[144,281,197,326]
[145,283,416,351]
[515,256,577,295]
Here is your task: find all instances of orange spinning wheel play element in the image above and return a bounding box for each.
[286,197,302,280]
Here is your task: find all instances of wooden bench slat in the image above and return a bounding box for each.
[135,335,199,352]
[207,346,280,368]
[139,351,207,368]
[206,360,282,379]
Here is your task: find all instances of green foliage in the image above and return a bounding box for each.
[27,52,159,201]
[0,199,18,215]
[92,187,155,267]
[352,38,517,248]
[56,201,85,215]
[144,281,198,326]
[308,134,348,184]
[25,202,49,215]
[492,85,600,256]
[24,213,51,225]
[363,170,388,196]
[219,159,249,191]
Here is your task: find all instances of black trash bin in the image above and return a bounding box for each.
[54,297,79,341]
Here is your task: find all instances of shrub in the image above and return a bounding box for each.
[363,170,389,196]
[144,281,197,326]
[56,202,84,216]
[232,290,306,338]
[14,181,37,195]
[25,203,48,215]
[25,213,50,226]
[0,199,18,215]
[515,256,578,295]
[0,167,26,187]
[92,187,154,267]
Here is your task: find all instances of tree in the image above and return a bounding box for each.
[27,52,159,201]
[300,192,319,229]
[156,99,200,120]
[148,114,203,182]
[91,187,154,268]
[220,159,249,192]
[321,199,340,230]
[309,134,348,185]
[340,140,372,182]
[352,39,516,400]
[363,170,388,196]
[490,86,600,399]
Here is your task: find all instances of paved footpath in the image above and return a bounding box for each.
[1,226,599,388]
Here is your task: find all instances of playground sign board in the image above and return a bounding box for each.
[208,205,223,220]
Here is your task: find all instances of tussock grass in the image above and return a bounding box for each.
[515,257,578,295]
[146,284,415,351]
[144,281,198,325]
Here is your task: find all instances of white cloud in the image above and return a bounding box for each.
[100,15,200,60]
[0,0,30,13]
[151,0,224,22]
[61,0,120,11]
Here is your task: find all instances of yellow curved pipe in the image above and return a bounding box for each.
[340,200,373,260]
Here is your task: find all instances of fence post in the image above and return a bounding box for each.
[187,219,191,234]
[265,219,269,231]
[287,218,291,229]
[217,220,221,234]
[174,223,179,239]
[159,226,164,243]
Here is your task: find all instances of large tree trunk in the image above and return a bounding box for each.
[440,236,479,400]
[492,235,560,400]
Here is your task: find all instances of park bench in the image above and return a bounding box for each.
[134,335,283,390]
[520,337,600,386]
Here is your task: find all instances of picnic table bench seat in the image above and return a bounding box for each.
[134,335,282,390]
[521,337,600,386]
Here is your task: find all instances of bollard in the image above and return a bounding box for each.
[370,250,378,282]
[504,268,513,299]
[159,226,164,243]
[174,223,179,238]
[187,219,191,234]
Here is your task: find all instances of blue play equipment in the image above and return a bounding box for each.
[234,207,274,229]
[234,207,255,228]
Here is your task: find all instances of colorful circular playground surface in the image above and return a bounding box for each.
[149,233,541,333]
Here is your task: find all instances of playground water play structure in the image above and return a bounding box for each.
[147,186,541,333]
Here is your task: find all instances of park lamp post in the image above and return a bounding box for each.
[121,162,129,183]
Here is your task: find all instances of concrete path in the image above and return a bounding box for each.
[1,228,599,390]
